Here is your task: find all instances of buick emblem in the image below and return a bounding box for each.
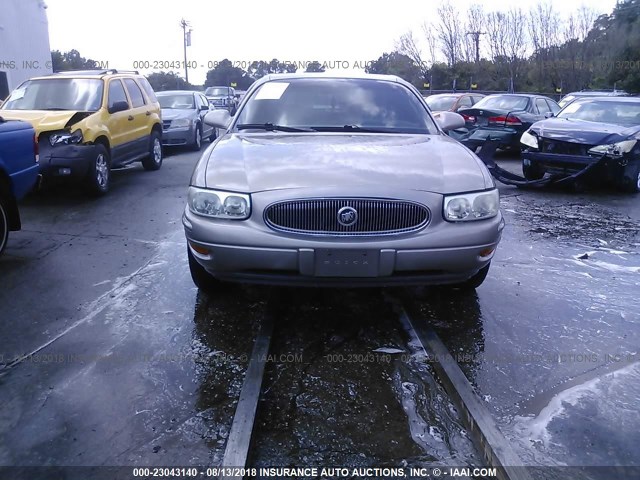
[337,206,358,227]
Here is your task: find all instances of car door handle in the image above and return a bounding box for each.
[128,115,134,121]
[145,111,151,116]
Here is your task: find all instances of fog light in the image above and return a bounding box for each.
[479,247,495,258]
[59,168,71,175]
[190,243,210,255]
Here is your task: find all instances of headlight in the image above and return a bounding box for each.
[49,129,83,146]
[188,187,250,219]
[172,118,191,128]
[588,139,636,157]
[444,189,499,222]
[520,130,538,149]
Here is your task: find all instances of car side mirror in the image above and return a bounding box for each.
[108,101,129,114]
[544,111,555,118]
[204,109,232,129]
[436,111,465,131]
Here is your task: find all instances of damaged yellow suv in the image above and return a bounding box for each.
[0,69,163,195]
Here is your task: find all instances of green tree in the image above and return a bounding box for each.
[365,52,422,86]
[305,61,325,73]
[146,72,196,91]
[50,49,99,72]
[205,59,254,89]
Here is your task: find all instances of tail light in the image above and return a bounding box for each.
[34,133,39,163]
[461,113,476,123]
[488,115,522,126]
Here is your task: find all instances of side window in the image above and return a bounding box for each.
[546,99,561,114]
[457,96,472,109]
[535,98,548,114]
[472,96,483,105]
[200,94,209,108]
[108,80,129,110]
[138,77,158,103]
[124,79,146,107]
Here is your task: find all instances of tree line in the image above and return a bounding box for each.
[50,0,640,94]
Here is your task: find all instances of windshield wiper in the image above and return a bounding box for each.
[42,108,68,111]
[236,123,314,132]
[310,125,393,133]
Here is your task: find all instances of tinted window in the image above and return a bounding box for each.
[473,95,530,111]
[535,98,549,114]
[108,80,129,110]
[237,78,436,134]
[457,96,473,108]
[425,95,458,111]
[546,99,561,114]
[1,78,103,111]
[205,87,229,96]
[124,79,146,108]
[139,77,158,103]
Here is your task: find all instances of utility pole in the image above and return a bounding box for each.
[180,18,192,85]
[466,31,485,64]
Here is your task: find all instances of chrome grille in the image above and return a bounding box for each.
[264,198,430,236]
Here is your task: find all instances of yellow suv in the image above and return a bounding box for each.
[0,69,163,195]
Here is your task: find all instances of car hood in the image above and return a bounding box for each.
[529,118,639,145]
[162,109,195,120]
[201,133,492,194]
[0,110,93,136]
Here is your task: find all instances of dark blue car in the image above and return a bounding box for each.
[520,97,640,192]
[0,117,40,254]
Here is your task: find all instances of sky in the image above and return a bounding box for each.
[45,0,618,85]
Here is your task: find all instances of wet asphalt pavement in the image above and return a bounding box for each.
[0,147,639,478]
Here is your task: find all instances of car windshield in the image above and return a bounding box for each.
[1,78,103,111]
[158,94,195,109]
[473,95,529,111]
[235,78,436,134]
[205,87,228,96]
[557,100,640,126]
[425,95,458,111]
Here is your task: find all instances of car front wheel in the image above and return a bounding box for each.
[523,161,545,180]
[191,125,202,151]
[86,143,110,195]
[142,131,163,171]
[616,161,640,193]
[188,246,222,293]
[455,263,491,290]
[0,194,9,255]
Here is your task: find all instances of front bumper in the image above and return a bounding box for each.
[162,126,195,146]
[523,151,607,174]
[183,203,505,287]
[37,142,96,179]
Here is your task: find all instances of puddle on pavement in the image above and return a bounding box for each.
[248,288,480,473]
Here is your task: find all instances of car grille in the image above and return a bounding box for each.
[264,198,430,236]
[162,120,172,130]
[540,139,592,156]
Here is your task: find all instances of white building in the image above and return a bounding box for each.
[0,0,52,99]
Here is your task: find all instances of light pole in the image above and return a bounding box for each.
[180,18,191,85]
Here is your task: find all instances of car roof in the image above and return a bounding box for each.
[28,69,143,80]
[569,96,640,103]
[260,72,404,82]
[156,90,198,95]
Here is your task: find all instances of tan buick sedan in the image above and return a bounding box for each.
[183,73,504,290]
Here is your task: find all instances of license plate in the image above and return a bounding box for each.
[315,249,379,277]
[476,117,488,126]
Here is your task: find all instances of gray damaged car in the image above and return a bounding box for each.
[183,73,504,290]
[158,91,216,151]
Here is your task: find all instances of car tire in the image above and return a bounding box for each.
[454,263,491,290]
[188,246,222,292]
[0,194,9,255]
[523,161,545,180]
[191,125,202,151]
[86,143,111,196]
[209,128,217,143]
[616,161,640,193]
[142,131,163,171]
